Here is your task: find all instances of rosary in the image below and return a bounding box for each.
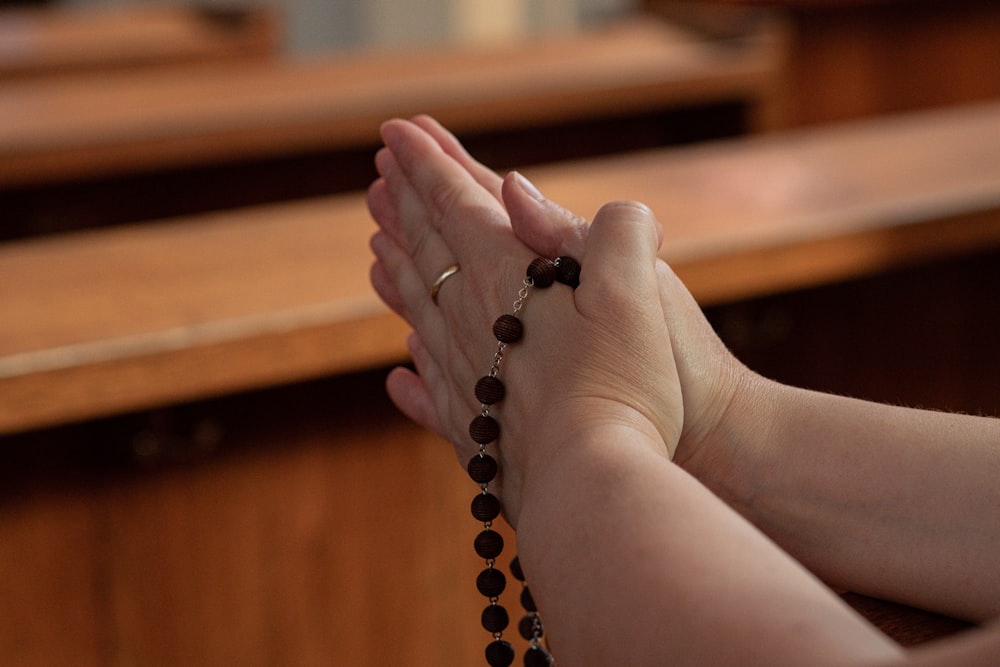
[466,255,580,667]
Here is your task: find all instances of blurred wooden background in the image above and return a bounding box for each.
[1,0,998,664]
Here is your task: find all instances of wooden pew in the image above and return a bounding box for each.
[3,101,998,435]
[2,102,997,663]
[0,14,785,187]
[0,4,279,80]
[0,13,789,237]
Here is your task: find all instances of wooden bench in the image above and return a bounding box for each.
[0,14,787,190]
[0,4,279,80]
[2,101,999,436]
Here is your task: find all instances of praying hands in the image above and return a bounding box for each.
[368,116,1000,666]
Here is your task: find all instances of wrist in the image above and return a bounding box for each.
[504,414,669,528]
[676,367,784,518]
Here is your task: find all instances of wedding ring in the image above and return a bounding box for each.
[429,264,461,305]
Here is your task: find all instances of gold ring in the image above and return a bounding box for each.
[429,264,461,305]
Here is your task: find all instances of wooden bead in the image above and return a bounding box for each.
[467,454,498,484]
[476,567,507,598]
[481,603,510,633]
[527,257,557,288]
[493,314,523,343]
[555,256,581,288]
[475,376,506,404]
[474,529,504,559]
[523,645,554,667]
[471,492,502,522]
[520,586,537,612]
[509,555,525,581]
[485,639,515,667]
[518,613,543,641]
[470,415,500,444]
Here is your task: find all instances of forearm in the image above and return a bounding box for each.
[716,379,1000,621]
[514,424,901,666]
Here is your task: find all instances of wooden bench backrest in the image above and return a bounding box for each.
[0,5,279,81]
[0,15,787,189]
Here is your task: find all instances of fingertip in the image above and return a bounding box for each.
[384,366,439,433]
[379,118,406,148]
[369,257,407,317]
[508,171,545,201]
[410,114,449,139]
[503,171,588,259]
[374,147,396,177]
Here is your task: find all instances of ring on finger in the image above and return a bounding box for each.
[429,263,461,305]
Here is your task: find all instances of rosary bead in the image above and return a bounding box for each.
[485,639,516,667]
[472,492,502,522]
[509,556,525,582]
[518,613,543,641]
[493,314,524,343]
[526,258,557,288]
[555,256,581,288]
[520,586,537,613]
[476,567,507,598]
[475,375,506,404]
[481,603,511,633]
[467,454,498,484]
[523,645,554,667]
[474,529,504,560]
[470,415,500,444]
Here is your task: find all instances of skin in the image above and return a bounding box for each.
[368,115,1000,665]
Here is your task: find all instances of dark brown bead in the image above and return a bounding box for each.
[472,492,502,522]
[509,556,525,582]
[470,415,500,444]
[523,645,554,667]
[520,586,537,612]
[526,257,557,288]
[476,567,507,598]
[485,639,515,667]
[474,529,504,559]
[555,256,581,288]
[493,314,523,343]
[518,612,543,641]
[475,376,506,404]
[467,454,498,484]
[481,603,510,633]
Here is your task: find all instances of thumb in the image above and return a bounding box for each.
[502,171,588,260]
[576,200,663,317]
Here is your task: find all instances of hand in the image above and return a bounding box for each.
[368,118,682,525]
[397,116,760,492]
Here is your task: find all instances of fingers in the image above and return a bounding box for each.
[372,142,457,291]
[381,119,508,237]
[502,171,589,261]
[369,227,448,347]
[410,115,504,202]
[385,333,445,437]
[576,200,664,317]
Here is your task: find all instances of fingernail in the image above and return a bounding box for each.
[514,171,545,201]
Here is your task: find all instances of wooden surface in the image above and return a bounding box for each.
[531,100,1000,304]
[0,4,279,80]
[0,371,515,666]
[0,15,786,188]
[2,102,1000,436]
[665,0,1000,127]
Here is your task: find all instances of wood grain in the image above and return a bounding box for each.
[0,5,279,80]
[3,102,1000,435]
[0,15,786,187]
